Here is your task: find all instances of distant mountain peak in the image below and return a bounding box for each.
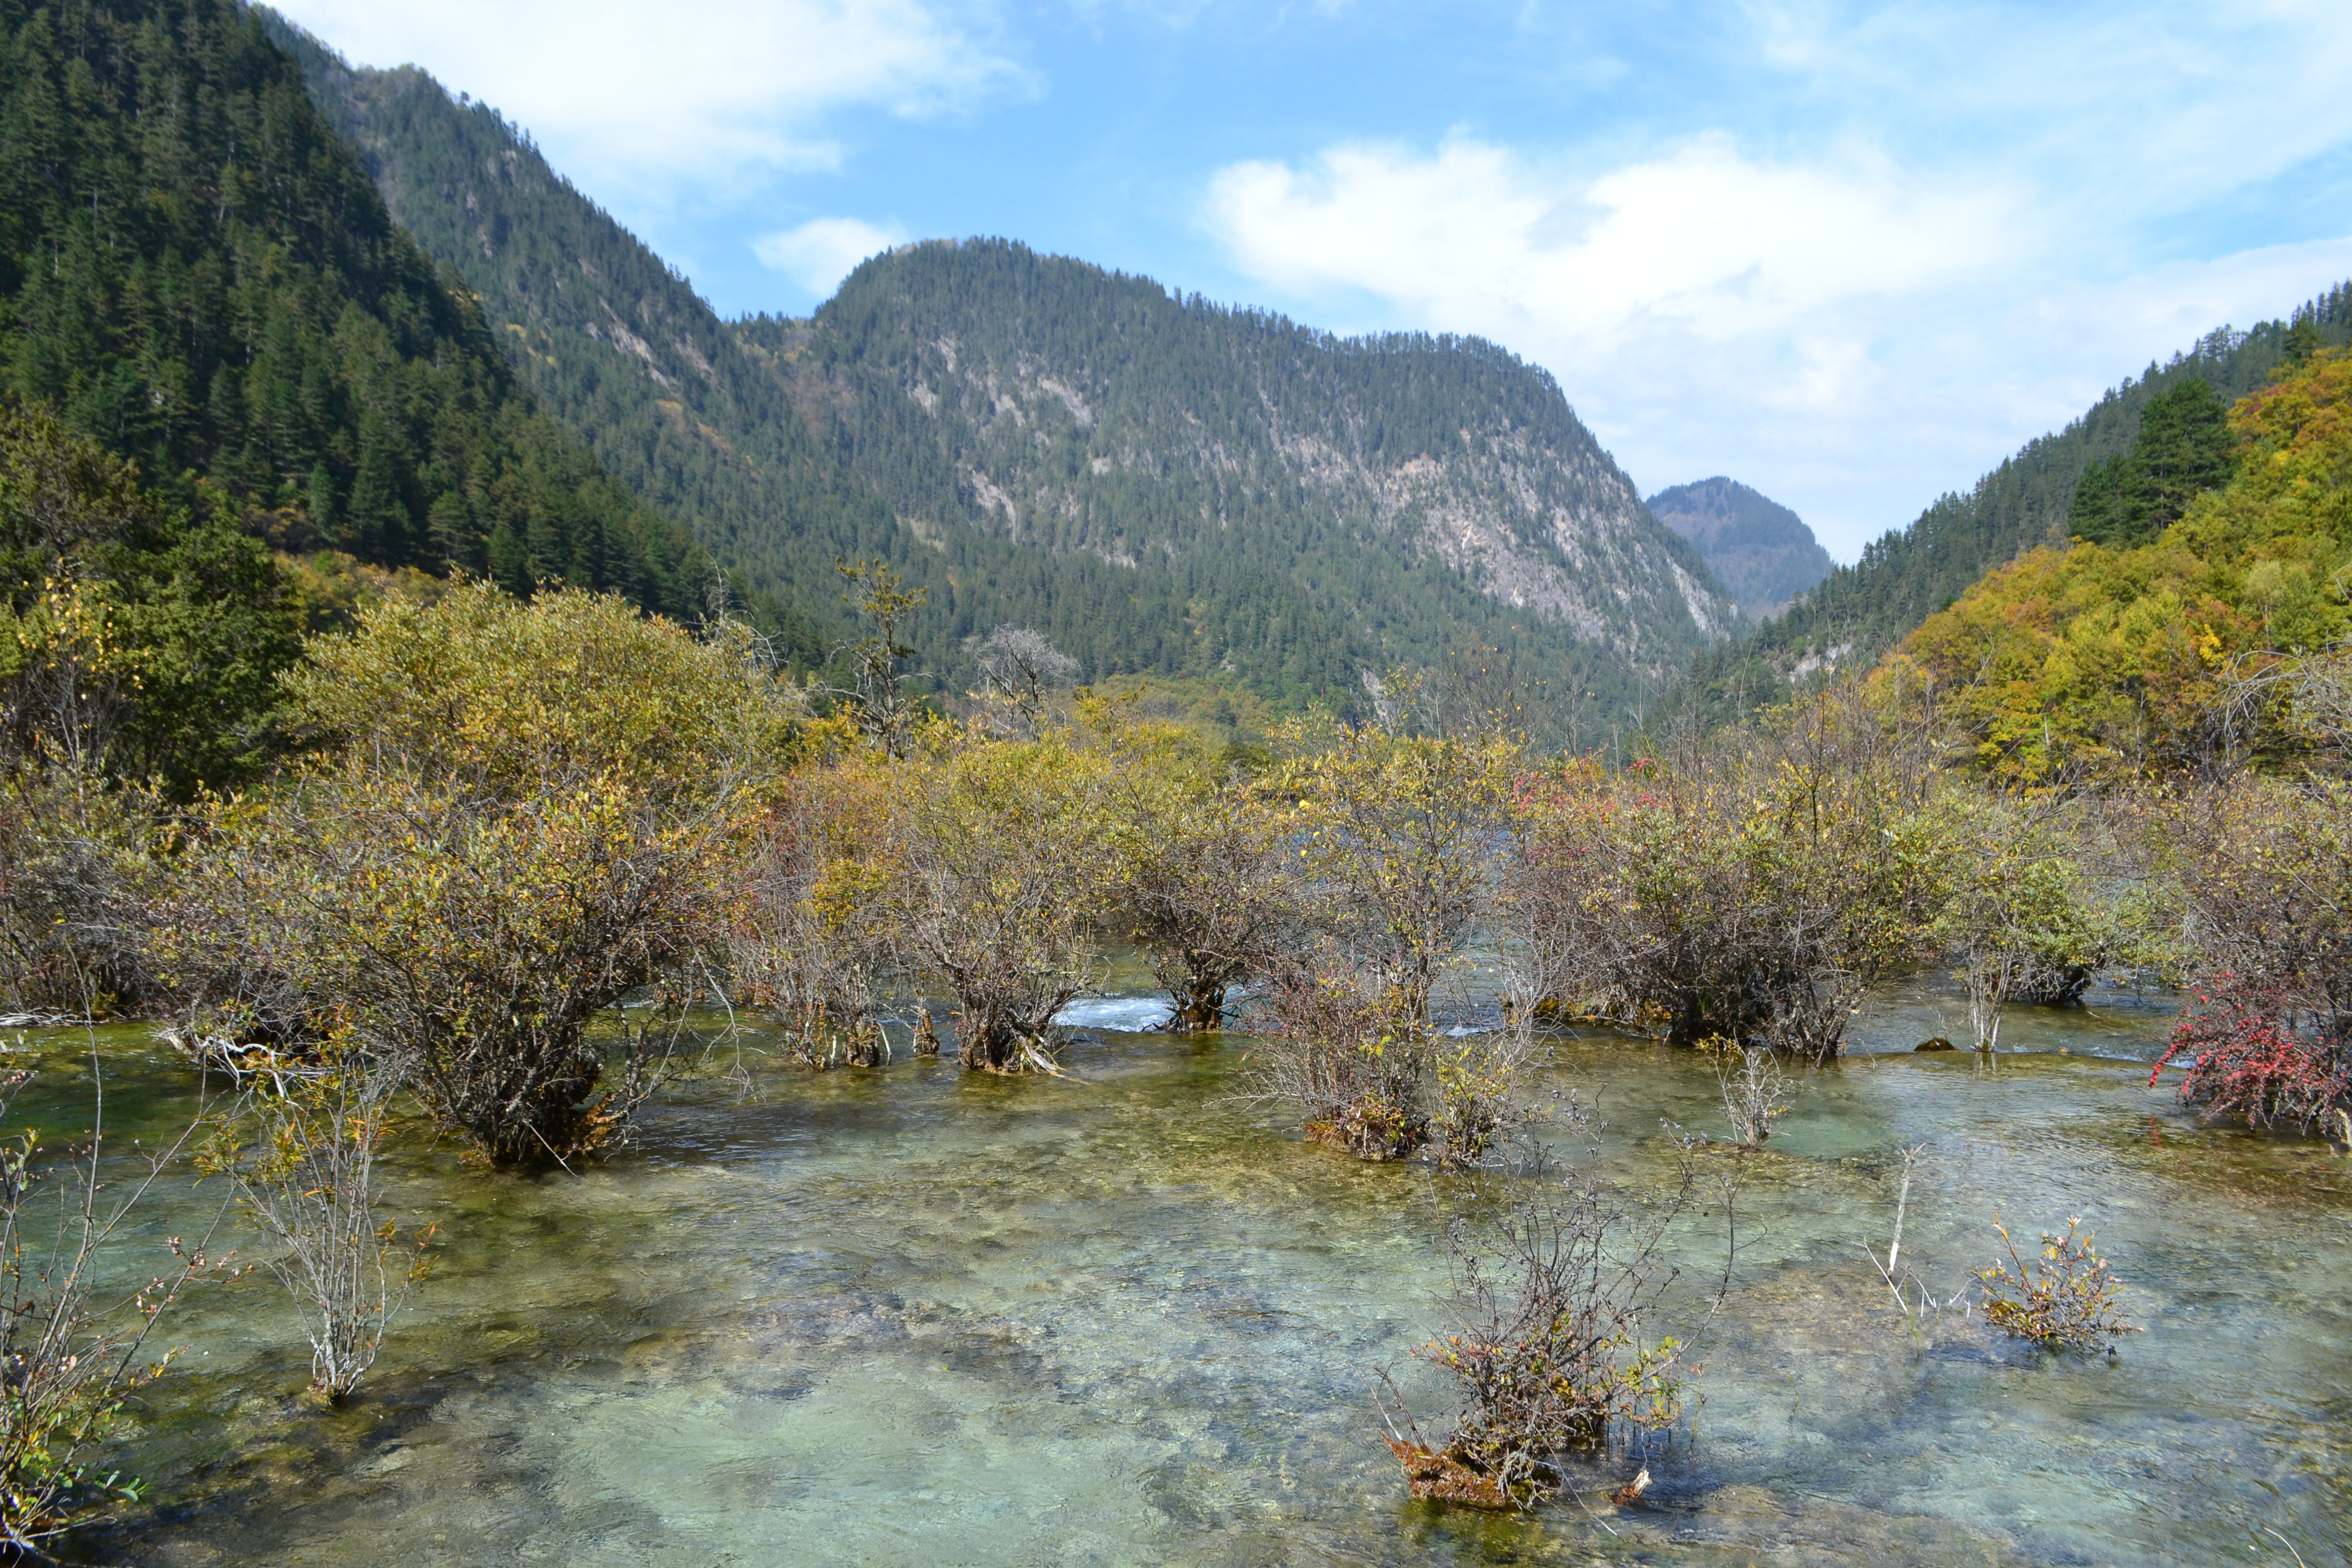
[1645,478,1834,621]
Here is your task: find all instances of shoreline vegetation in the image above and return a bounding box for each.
[0,208,2348,1555]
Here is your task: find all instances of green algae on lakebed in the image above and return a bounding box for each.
[19,979,2349,1566]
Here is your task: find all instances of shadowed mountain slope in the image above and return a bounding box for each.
[0,0,710,618]
[1645,477,1834,620]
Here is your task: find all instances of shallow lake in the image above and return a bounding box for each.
[19,971,2349,1567]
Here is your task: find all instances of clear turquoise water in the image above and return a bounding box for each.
[14,972,2347,1567]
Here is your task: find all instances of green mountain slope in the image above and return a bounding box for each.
[1685,286,2352,716]
[1645,477,1833,619]
[0,0,709,619]
[261,17,1733,719]
[760,241,1734,706]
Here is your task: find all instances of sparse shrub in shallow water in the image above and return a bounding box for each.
[1250,961,1429,1160]
[1380,1152,1712,1510]
[1976,1217,2141,1353]
[1245,958,1537,1166]
[200,1039,435,1404]
[1704,1038,1788,1148]
[0,1069,226,1552]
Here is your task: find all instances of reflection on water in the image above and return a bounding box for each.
[17,975,2348,1566]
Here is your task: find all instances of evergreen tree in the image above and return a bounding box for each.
[0,0,713,621]
[2068,379,2235,549]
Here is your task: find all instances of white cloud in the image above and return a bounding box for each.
[753,216,911,293]
[1208,131,2025,458]
[1211,134,2019,356]
[269,0,1033,193]
[1200,1,2352,559]
[1205,129,2352,559]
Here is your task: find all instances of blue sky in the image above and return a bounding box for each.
[270,0,2352,561]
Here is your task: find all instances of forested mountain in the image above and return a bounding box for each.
[0,0,712,620]
[1684,285,2352,717]
[1885,344,2352,783]
[263,14,1734,717]
[1644,477,1833,620]
[760,242,1734,704]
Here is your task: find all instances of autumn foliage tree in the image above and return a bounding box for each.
[161,582,787,1163]
[890,727,1110,1072]
[1522,684,1953,1057]
[1097,707,1299,1032]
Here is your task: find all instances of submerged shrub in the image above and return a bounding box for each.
[2146,776,2352,1132]
[0,1075,221,1551]
[1976,1217,2140,1353]
[201,1041,434,1402]
[1097,708,1301,1034]
[890,728,1109,1073]
[733,757,903,1069]
[1247,951,1539,1167]
[159,583,782,1162]
[1706,1038,1788,1148]
[1251,961,1431,1160]
[1383,1165,1697,1509]
[1933,792,2122,1052]
[1278,717,1521,1023]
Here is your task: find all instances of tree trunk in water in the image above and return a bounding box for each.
[1169,978,1226,1033]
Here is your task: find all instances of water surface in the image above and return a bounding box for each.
[12,976,2345,1567]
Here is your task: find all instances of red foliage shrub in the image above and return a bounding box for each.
[2151,977,2352,1132]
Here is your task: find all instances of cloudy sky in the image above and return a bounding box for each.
[270,0,2352,560]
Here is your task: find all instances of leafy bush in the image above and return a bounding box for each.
[2152,979,2351,1133]
[2144,776,2352,1132]
[889,728,1109,1072]
[283,577,800,802]
[162,585,779,1161]
[1933,792,2122,1049]
[1278,717,1522,1022]
[0,764,160,1016]
[1097,707,1300,1033]
[1524,683,1953,1057]
[732,756,903,1068]
[1976,1218,2140,1353]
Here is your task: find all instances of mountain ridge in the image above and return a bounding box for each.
[1645,476,1834,620]
[0,0,712,621]
[1683,288,2352,717]
[259,10,1735,721]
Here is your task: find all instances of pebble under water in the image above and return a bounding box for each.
[16,975,2349,1567]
